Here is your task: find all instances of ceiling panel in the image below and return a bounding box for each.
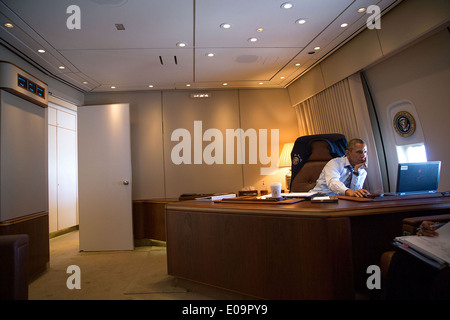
[60,48,193,85]
[195,47,300,82]
[195,0,353,48]
[0,0,400,92]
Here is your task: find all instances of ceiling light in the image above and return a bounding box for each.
[186,84,191,87]
[259,82,264,85]
[281,2,293,9]
[176,42,187,47]
[341,23,348,28]
[280,76,285,79]
[82,81,88,84]
[111,86,116,89]
[190,93,211,98]
[38,49,46,53]
[358,8,366,13]
[295,63,301,66]
[295,19,307,25]
[206,53,215,57]
[223,83,228,86]
[148,85,154,88]
[256,28,264,32]
[314,46,321,50]
[248,37,258,42]
[4,22,13,28]
[220,23,232,29]
[59,66,65,69]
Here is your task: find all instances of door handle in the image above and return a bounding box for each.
[122,180,129,185]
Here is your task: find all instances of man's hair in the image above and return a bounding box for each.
[346,138,366,151]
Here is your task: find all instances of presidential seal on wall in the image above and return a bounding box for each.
[393,111,416,137]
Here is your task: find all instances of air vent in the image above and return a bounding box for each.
[115,24,125,30]
[158,56,179,65]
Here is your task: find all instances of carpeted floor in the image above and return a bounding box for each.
[28,231,254,300]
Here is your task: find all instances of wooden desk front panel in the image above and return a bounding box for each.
[166,196,450,299]
[166,209,354,300]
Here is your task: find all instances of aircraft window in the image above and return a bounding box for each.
[396,143,427,163]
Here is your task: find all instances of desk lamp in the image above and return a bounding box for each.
[278,142,294,191]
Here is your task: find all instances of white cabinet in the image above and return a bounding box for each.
[48,104,78,233]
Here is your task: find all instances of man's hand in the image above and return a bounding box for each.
[345,188,370,198]
[417,221,440,237]
[354,160,367,172]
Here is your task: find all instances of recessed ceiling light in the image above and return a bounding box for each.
[4,22,13,28]
[176,42,187,47]
[111,86,116,89]
[220,23,232,29]
[295,63,301,66]
[59,66,65,69]
[186,84,191,87]
[82,81,88,84]
[341,23,348,28]
[259,82,264,85]
[314,46,321,50]
[248,37,258,42]
[256,27,264,32]
[358,8,366,13]
[148,85,154,88]
[223,83,228,86]
[38,49,46,53]
[280,76,285,79]
[206,53,215,57]
[280,2,293,9]
[296,19,307,25]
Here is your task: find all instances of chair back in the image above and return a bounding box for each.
[290,134,347,192]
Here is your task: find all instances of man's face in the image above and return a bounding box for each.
[346,143,368,167]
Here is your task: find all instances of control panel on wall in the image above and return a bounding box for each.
[0,61,48,107]
[17,73,46,99]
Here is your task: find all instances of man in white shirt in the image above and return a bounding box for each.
[309,138,370,197]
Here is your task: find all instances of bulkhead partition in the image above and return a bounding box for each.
[0,61,48,222]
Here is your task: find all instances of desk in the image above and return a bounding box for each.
[165,194,450,299]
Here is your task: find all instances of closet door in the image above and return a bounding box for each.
[47,104,78,233]
[48,123,58,233]
[57,125,77,229]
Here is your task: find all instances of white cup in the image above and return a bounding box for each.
[270,182,282,198]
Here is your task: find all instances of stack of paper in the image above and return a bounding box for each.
[394,222,450,269]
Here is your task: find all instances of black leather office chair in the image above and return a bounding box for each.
[290,134,347,192]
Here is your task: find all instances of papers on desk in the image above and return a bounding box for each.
[258,192,316,199]
[195,193,237,201]
[394,222,450,269]
[310,196,338,203]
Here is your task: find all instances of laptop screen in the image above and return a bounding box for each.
[396,161,441,195]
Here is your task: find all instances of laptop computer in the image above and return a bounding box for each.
[396,161,441,195]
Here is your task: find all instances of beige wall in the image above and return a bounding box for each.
[85,88,298,199]
[0,91,47,221]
